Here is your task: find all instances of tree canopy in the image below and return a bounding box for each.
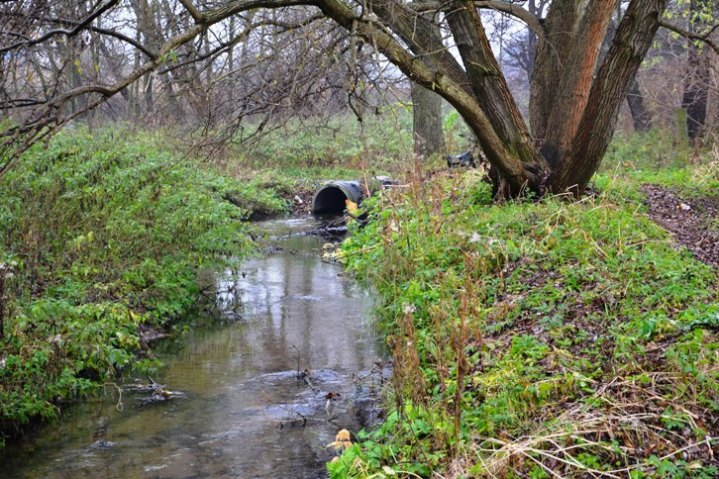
[2,0,718,195]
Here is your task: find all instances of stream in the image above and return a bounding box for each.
[1,217,386,479]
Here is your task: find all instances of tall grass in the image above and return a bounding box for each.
[332,166,719,478]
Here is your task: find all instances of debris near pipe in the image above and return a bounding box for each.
[311,177,398,215]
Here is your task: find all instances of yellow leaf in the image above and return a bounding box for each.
[345,200,358,215]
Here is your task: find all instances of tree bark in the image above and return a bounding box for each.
[682,0,711,142]
[445,0,548,195]
[412,83,445,160]
[553,0,670,193]
[627,77,653,132]
[529,0,580,142]
[540,0,615,166]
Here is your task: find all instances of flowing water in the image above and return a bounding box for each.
[1,217,386,479]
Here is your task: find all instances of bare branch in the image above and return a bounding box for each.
[178,0,205,24]
[659,20,719,55]
[0,0,120,54]
[3,11,158,59]
[410,0,545,37]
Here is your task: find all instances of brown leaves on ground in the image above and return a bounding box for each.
[643,184,719,268]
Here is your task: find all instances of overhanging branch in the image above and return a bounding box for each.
[0,0,120,54]
[659,20,719,55]
[410,0,545,37]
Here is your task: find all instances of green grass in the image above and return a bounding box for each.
[601,129,695,173]
[333,165,719,478]
[0,128,289,445]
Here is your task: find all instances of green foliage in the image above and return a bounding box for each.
[338,169,719,477]
[328,405,446,478]
[601,128,719,181]
[226,106,471,176]
[230,112,412,173]
[0,128,286,440]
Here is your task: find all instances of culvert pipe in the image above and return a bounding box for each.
[312,181,363,214]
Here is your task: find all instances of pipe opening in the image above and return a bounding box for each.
[312,186,349,214]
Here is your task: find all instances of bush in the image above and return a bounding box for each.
[0,128,287,443]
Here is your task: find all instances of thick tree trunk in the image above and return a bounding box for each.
[412,83,445,160]
[540,0,615,166]
[529,0,580,142]
[551,0,670,193]
[627,78,653,132]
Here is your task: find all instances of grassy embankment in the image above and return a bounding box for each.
[0,111,423,448]
[0,128,290,446]
[331,134,719,477]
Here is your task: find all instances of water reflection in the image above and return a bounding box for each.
[1,217,385,479]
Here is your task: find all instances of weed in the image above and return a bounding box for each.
[335,166,719,477]
[0,127,287,444]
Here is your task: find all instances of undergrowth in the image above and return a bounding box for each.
[224,107,471,176]
[334,166,719,478]
[0,128,287,446]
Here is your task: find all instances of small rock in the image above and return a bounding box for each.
[90,439,116,450]
[678,202,692,211]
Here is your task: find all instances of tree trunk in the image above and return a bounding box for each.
[529,0,580,143]
[445,0,548,196]
[410,7,445,161]
[682,0,711,142]
[412,83,445,160]
[552,0,669,192]
[540,0,615,166]
[627,77,653,132]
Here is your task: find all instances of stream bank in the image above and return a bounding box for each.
[1,217,387,479]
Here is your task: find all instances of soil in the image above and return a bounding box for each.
[643,184,719,268]
[286,183,315,216]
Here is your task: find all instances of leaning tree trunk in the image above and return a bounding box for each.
[445,0,548,196]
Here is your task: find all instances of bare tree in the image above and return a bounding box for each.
[2,0,718,196]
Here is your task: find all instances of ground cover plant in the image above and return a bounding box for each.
[0,128,289,446]
[333,157,719,477]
